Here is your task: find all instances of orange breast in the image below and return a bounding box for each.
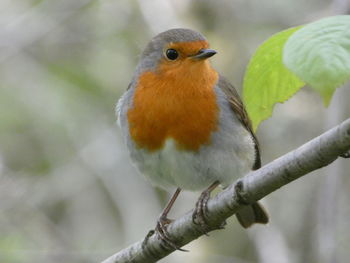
[127,59,219,152]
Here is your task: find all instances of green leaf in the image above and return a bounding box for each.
[243,26,305,131]
[283,15,350,105]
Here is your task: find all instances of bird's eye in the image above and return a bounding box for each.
[165,49,179,60]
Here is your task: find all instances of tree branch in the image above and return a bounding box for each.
[101,118,350,263]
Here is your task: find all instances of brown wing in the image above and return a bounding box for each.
[218,75,261,170]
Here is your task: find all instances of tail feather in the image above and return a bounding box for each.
[235,202,269,228]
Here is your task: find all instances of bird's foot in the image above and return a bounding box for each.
[192,181,221,235]
[149,216,188,252]
[192,190,212,235]
[142,188,187,251]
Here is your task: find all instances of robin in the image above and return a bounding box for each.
[116,28,268,250]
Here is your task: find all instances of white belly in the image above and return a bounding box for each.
[132,128,254,191]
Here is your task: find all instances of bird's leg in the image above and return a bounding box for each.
[143,188,187,251]
[155,188,180,248]
[192,181,220,234]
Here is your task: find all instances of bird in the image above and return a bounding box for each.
[116,28,268,250]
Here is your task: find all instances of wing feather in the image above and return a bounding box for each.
[217,76,261,170]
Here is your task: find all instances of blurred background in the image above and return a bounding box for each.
[1,0,350,262]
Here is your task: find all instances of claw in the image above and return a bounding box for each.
[192,190,211,235]
[192,181,220,235]
[155,216,188,252]
[142,188,188,252]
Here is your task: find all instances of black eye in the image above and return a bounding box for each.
[166,49,179,60]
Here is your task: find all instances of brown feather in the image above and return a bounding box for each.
[217,76,261,170]
[218,76,268,227]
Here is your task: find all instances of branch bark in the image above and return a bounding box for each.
[101,118,350,263]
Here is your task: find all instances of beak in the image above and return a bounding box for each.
[192,49,217,60]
